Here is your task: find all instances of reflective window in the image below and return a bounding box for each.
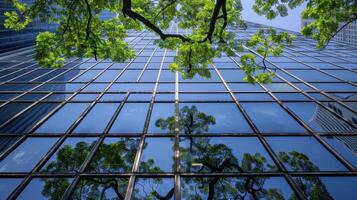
[293,176,357,200]
[133,178,174,199]
[41,137,97,172]
[0,137,58,172]
[264,83,297,92]
[229,83,263,91]
[267,137,347,171]
[180,83,226,91]
[100,93,126,102]
[71,93,99,101]
[323,136,357,168]
[235,93,273,101]
[87,137,139,172]
[140,138,174,172]
[181,177,294,199]
[242,102,307,133]
[17,178,72,200]
[72,178,128,199]
[35,103,89,134]
[0,178,22,199]
[0,103,59,134]
[109,103,149,134]
[148,103,175,134]
[285,102,356,133]
[180,137,277,172]
[179,103,253,134]
[180,93,232,101]
[74,103,119,134]
[0,102,31,125]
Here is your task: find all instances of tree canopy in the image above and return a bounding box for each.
[4,0,357,83]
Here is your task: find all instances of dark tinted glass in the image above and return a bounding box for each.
[323,136,357,168]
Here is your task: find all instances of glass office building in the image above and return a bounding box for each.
[0,22,356,199]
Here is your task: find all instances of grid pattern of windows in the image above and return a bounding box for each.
[0,23,356,199]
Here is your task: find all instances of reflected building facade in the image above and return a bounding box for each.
[0,20,356,199]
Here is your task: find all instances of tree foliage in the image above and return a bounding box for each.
[4,0,356,82]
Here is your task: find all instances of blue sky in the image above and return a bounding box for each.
[241,1,307,32]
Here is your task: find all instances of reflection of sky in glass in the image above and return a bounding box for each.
[242,102,307,133]
[0,178,22,199]
[140,138,174,172]
[323,136,357,168]
[17,178,73,200]
[179,103,253,133]
[0,138,57,172]
[267,137,347,171]
[180,137,277,172]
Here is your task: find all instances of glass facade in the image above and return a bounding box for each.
[0,22,356,199]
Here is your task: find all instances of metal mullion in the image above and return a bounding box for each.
[6,32,151,200]
[235,49,356,172]
[67,59,105,83]
[0,65,37,80]
[212,63,308,200]
[60,33,153,200]
[124,44,169,200]
[0,58,36,73]
[174,25,181,200]
[0,57,90,110]
[282,52,357,87]
[285,45,357,72]
[136,47,158,82]
[63,42,152,135]
[0,92,52,129]
[243,46,357,127]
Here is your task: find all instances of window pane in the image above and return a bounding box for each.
[0,178,22,199]
[267,137,346,171]
[293,176,357,200]
[180,137,277,172]
[148,103,175,134]
[0,137,58,172]
[0,103,31,125]
[72,178,128,199]
[41,137,97,172]
[87,137,139,173]
[242,102,307,133]
[179,103,253,134]
[323,136,357,168]
[140,138,174,172]
[74,103,119,134]
[285,102,356,133]
[181,177,294,200]
[35,103,89,134]
[0,103,59,134]
[17,178,72,200]
[133,178,174,200]
[109,103,149,134]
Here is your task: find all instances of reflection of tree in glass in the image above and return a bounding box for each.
[40,138,169,199]
[156,107,335,200]
[41,178,72,200]
[132,178,174,200]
